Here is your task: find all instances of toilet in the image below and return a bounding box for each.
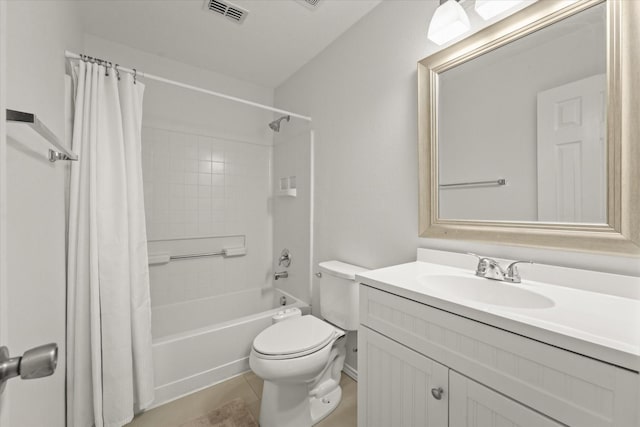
[249,260,368,427]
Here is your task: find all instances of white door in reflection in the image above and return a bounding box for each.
[537,74,606,224]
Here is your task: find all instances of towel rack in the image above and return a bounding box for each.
[170,250,225,260]
[439,178,507,189]
[6,109,78,162]
[147,234,247,265]
[148,247,247,265]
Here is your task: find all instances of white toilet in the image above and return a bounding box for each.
[249,260,368,427]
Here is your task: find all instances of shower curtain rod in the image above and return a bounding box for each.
[64,50,312,122]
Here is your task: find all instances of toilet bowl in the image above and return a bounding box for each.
[250,260,368,427]
[249,315,346,427]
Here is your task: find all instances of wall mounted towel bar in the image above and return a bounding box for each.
[6,109,78,162]
[169,251,225,260]
[147,235,247,266]
[169,246,247,261]
[148,248,247,265]
[439,178,506,189]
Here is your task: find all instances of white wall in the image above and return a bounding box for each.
[5,1,83,426]
[275,0,640,370]
[83,36,277,307]
[272,121,313,304]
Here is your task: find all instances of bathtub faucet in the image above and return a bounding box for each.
[274,271,289,280]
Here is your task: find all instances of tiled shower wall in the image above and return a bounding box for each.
[142,126,272,307]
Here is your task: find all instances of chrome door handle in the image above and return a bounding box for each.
[0,343,58,393]
[431,387,444,400]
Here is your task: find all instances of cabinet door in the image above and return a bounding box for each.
[358,326,448,427]
[449,371,563,427]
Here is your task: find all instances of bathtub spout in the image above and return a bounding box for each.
[274,271,288,280]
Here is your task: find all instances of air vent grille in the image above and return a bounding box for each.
[205,0,249,24]
[296,0,321,9]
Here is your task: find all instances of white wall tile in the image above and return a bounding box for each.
[143,126,273,307]
[185,159,199,173]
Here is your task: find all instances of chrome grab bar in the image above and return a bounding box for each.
[169,251,225,260]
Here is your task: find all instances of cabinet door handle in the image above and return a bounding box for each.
[431,387,444,400]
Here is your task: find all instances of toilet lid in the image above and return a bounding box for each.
[253,316,337,357]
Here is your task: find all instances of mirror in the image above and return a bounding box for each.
[418,0,640,255]
[439,3,606,223]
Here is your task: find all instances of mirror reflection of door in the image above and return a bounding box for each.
[536,74,606,224]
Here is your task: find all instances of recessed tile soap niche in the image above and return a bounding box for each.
[277,175,297,197]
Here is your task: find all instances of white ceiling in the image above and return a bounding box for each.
[79,0,382,88]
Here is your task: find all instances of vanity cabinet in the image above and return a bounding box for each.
[358,327,564,427]
[357,285,639,427]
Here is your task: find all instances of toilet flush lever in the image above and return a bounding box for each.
[0,343,58,394]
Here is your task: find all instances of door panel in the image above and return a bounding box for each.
[358,327,448,427]
[0,2,71,425]
[0,0,7,423]
[537,74,606,223]
[449,371,563,427]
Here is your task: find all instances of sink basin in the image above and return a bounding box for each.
[417,274,555,309]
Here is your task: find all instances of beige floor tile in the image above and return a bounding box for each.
[340,372,356,388]
[125,371,357,427]
[247,399,261,422]
[317,374,358,427]
[125,375,258,427]
[317,408,358,427]
[243,371,264,399]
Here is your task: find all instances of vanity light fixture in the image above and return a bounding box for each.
[427,0,471,45]
[474,0,526,20]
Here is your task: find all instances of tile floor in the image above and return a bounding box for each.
[125,371,357,427]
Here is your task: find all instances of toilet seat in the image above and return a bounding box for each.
[253,316,343,360]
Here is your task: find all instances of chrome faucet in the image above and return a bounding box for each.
[467,253,532,283]
[274,271,289,280]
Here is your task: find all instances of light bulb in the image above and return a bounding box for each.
[428,0,471,46]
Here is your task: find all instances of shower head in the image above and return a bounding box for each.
[268,115,290,132]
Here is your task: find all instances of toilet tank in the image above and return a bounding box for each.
[318,260,369,331]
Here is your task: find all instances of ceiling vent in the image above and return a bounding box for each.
[296,0,321,9]
[205,0,249,24]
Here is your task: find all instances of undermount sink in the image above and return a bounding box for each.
[417,274,555,309]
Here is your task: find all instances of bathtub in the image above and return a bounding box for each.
[150,287,308,407]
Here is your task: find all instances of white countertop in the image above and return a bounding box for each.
[356,261,640,372]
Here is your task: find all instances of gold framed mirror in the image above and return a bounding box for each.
[418,0,639,256]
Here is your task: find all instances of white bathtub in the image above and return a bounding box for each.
[150,287,308,407]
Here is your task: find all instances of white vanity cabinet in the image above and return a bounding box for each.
[357,284,639,427]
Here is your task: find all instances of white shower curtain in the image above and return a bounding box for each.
[67,60,154,427]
